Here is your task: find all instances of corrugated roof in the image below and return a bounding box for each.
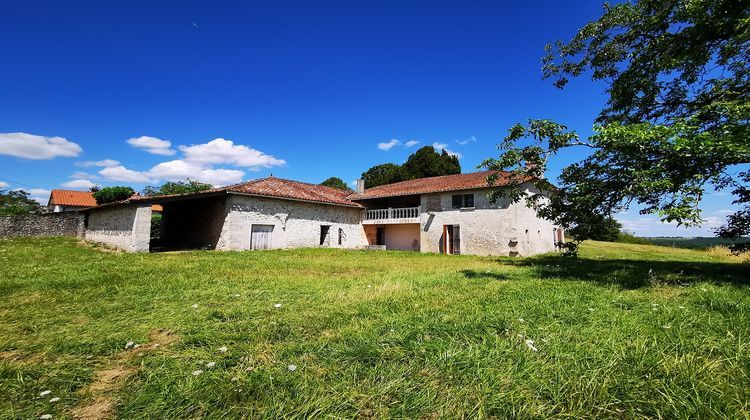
[48,190,97,207]
[348,170,523,200]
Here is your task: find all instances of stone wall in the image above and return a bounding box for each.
[217,194,368,250]
[0,213,85,238]
[84,204,152,252]
[419,183,557,257]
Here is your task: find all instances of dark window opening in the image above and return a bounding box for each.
[451,194,474,209]
[338,228,343,245]
[320,225,330,246]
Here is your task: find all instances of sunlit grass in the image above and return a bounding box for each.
[1,237,748,418]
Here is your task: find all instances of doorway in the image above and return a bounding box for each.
[376,227,386,246]
[443,224,461,255]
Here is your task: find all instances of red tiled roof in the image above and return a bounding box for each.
[348,170,524,200]
[225,177,362,207]
[48,190,97,207]
[128,177,363,208]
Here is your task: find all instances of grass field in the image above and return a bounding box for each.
[1,238,748,418]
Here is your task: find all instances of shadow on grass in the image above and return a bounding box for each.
[460,270,509,281]
[495,256,750,289]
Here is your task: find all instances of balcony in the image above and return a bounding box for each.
[363,207,420,224]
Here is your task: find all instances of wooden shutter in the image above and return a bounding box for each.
[451,225,461,254]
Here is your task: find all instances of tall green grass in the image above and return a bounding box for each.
[0,238,748,418]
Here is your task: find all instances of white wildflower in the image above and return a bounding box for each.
[133,344,140,349]
[287,364,297,371]
[525,339,538,352]
[49,397,60,403]
[231,376,239,382]
[191,304,199,309]
[234,294,240,297]
[273,303,282,308]
[588,307,595,312]
[218,346,229,353]
[192,369,203,376]
[678,305,686,309]
[125,341,134,349]
[39,390,52,397]
[518,318,525,323]
[206,362,216,368]
[40,415,52,420]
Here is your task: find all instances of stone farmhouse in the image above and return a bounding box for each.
[81,171,563,256]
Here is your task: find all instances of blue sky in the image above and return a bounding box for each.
[0,0,740,236]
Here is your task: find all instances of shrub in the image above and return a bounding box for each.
[92,186,135,205]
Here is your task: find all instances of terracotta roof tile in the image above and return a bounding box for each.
[225,177,362,207]
[48,190,97,207]
[348,170,523,200]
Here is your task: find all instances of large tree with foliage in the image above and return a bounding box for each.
[361,163,409,188]
[482,0,749,249]
[362,146,462,188]
[142,179,213,196]
[0,190,42,215]
[319,177,350,191]
[92,186,135,205]
[402,146,461,180]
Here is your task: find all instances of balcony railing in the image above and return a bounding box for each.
[365,207,419,221]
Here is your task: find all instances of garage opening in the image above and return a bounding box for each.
[251,224,274,250]
[150,195,228,251]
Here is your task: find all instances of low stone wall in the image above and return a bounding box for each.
[0,213,85,238]
[85,204,152,252]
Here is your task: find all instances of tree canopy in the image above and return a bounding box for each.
[0,190,42,216]
[319,177,350,191]
[142,179,213,196]
[482,0,749,249]
[362,146,462,188]
[92,186,135,205]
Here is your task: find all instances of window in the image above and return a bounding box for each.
[338,228,343,245]
[451,194,474,209]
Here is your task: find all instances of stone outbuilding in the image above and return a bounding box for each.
[80,171,563,256]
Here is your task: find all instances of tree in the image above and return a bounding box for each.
[403,146,461,179]
[92,186,135,205]
[482,0,750,251]
[361,163,408,188]
[89,185,101,192]
[319,177,350,191]
[716,171,750,253]
[142,179,213,196]
[0,189,42,215]
[570,216,621,243]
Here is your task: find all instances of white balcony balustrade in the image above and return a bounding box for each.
[364,207,419,224]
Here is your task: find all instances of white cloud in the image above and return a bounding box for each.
[179,138,285,169]
[0,132,82,160]
[76,159,120,168]
[616,210,731,237]
[456,136,477,145]
[61,179,96,189]
[71,171,98,180]
[99,159,245,186]
[432,142,462,158]
[377,139,400,151]
[99,165,153,183]
[127,136,176,156]
[405,140,420,147]
[0,181,8,188]
[148,159,244,185]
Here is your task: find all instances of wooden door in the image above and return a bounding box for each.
[443,224,460,255]
[251,224,274,250]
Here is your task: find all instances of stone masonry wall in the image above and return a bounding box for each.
[419,183,557,257]
[218,195,368,250]
[0,213,85,238]
[84,204,152,252]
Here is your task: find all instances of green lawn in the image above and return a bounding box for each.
[1,238,748,418]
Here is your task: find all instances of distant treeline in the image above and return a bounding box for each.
[641,237,750,250]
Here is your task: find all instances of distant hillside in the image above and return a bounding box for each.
[644,237,750,250]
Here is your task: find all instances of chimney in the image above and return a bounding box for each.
[356,179,365,193]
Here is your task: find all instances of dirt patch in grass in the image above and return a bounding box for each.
[70,329,178,419]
